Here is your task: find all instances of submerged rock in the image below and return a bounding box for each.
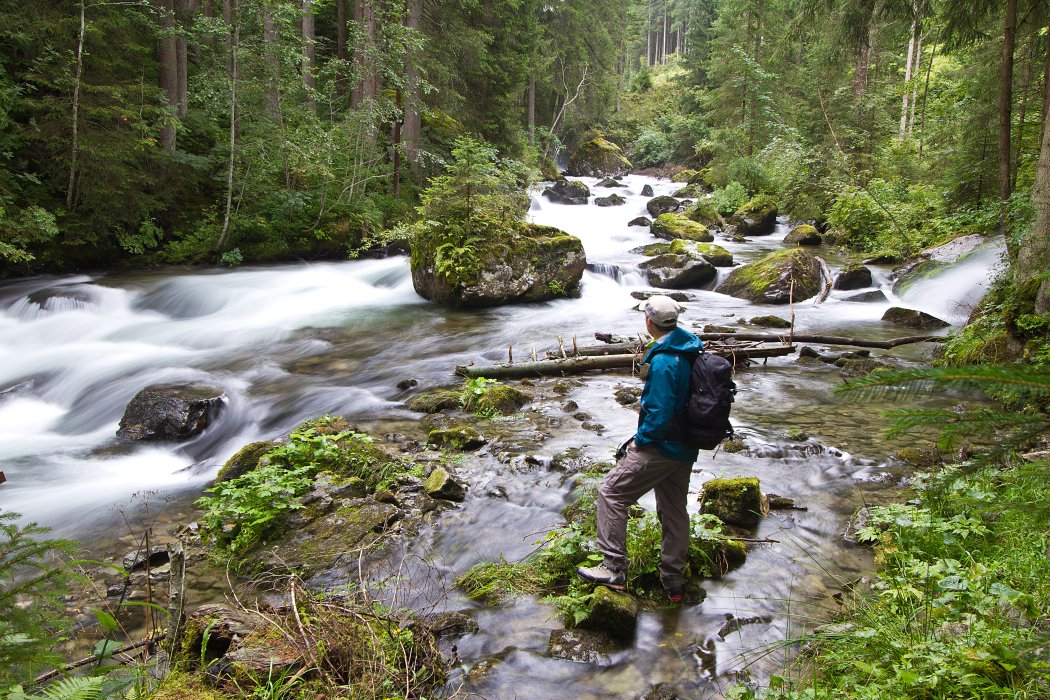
[716,249,822,304]
[547,628,625,665]
[541,179,590,205]
[117,384,225,442]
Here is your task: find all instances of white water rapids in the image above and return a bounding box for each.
[0,174,1004,696]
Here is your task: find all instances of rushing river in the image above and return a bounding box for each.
[0,175,1003,697]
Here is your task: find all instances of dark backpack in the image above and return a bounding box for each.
[669,351,736,450]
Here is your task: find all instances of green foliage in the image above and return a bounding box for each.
[827,179,947,257]
[711,181,750,217]
[457,557,543,604]
[0,513,78,693]
[7,676,105,700]
[458,377,500,417]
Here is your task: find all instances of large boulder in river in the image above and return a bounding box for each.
[638,239,732,267]
[699,477,765,529]
[594,193,626,207]
[640,253,716,289]
[411,223,585,307]
[716,249,822,304]
[684,199,724,229]
[566,134,632,177]
[650,213,713,242]
[784,224,822,246]
[834,263,873,290]
[117,385,225,441]
[646,195,680,217]
[542,179,590,205]
[728,195,778,236]
[882,307,950,330]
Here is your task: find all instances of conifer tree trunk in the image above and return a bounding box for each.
[908,28,923,134]
[351,1,378,107]
[174,0,195,118]
[999,0,1018,226]
[157,0,179,151]
[336,0,347,96]
[899,9,918,140]
[403,0,422,174]
[1014,26,1036,192]
[217,0,238,253]
[852,0,875,102]
[646,0,652,67]
[302,0,316,113]
[67,0,86,209]
[1017,80,1050,314]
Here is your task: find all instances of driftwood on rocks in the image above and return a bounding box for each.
[695,332,945,349]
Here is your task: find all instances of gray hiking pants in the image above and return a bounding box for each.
[596,442,693,589]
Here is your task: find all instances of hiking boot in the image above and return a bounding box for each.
[576,563,627,591]
[664,584,704,606]
[665,586,684,605]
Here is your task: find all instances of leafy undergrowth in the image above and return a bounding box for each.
[739,460,1050,700]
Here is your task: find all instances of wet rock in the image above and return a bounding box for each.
[581,421,605,433]
[551,447,589,475]
[721,438,747,454]
[699,477,765,529]
[594,193,627,207]
[427,426,486,451]
[799,346,824,360]
[182,603,268,666]
[411,223,586,307]
[409,387,462,414]
[216,441,278,482]
[843,507,872,544]
[373,488,399,505]
[596,177,625,188]
[561,400,579,412]
[651,214,713,243]
[833,264,873,290]
[642,683,682,700]
[396,378,419,391]
[123,546,169,572]
[640,254,717,290]
[672,184,704,199]
[424,467,467,501]
[552,379,580,395]
[844,289,889,303]
[693,242,733,267]
[784,224,822,246]
[573,411,592,421]
[716,249,822,304]
[646,195,680,217]
[703,325,736,333]
[421,611,479,638]
[765,494,805,510]
[470,384,531,416]
[630,290,693,302]
[717,613,772,640]
[567,134,632,177]
[728,195,777,236]
[882,307,950,330]
[547,628,624,665]
[641,184,654,197]
[838,358,889,378]
[750,315,791,329]
[542,179,590,205]
[628,216,652,227]
[578,586,639,641]
[614,386,641,405]
[117,384,225,442]
[786,427,809,441]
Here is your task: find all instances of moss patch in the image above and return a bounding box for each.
[427,425,485,450]
[651,213,714,242]
[717,248,821,304]
[700,477,764,529]
[694,242,734,267]
[409,388,463,414]
[215,441,279,483]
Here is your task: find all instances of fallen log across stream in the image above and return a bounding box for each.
[456,344,796,379]
[595,331,946,350]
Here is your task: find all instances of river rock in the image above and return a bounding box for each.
[694,243,733,267]
[541,179,590,205]
[596,177,625,187]
[684,199,723,229]
[639,253,716,289]
[421,611,480,638]
[547,628,625,665]
[275,497,402,573]
[631,290,694,302]
[577,586,638,641]
[784,224,822,246]
[882,307,950,330]
[646,195,680,217]
[215,441,278,482]
[728,195,778,236]
[834,264,873,290]
[182,604,271,667]
[641,184,654,197]
[716,249,822,304]
[672,185,704,199]
[750,315,791,329]
[427,426,486,451]
[117,384,225,442]
[838,358,890,378]
[594,193,626,207]
[844,289,888,303]
[424,466,467,501]
[123,546,169,572]
[628,216,652,227]
[566,133,632,177]
[699,477,765,529]
[411,222,586,307]
[672,169,699,183]
[409,387,462,413]
[614,386,641,405]
[650,214,713,242]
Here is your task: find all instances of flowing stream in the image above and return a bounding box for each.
[0,175,1003,697]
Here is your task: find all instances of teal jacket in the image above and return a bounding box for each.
[635,325,703,463]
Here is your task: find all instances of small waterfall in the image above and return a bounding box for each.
[896,238,1006,324]
[586,262,646,286]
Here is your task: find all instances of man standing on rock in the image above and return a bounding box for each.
[576,294,701,604]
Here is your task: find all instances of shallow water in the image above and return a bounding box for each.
[0,175,1001,697]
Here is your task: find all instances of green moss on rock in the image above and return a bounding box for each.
[427,426,486,450]
[672,169,699,183]
[685,199,723,228]
[567,134,632,177]
[409,388,463,414]
[700,477,764,529]
[750,315,791,329]
[785,223,822,246]
[694,242,734,267]
[896,448,942,467]
[216,441,279,483]
[473,384,531,415]
[576,586,638,640]
[651,213,714,242]
[729,194,778,235]
[716,249,821,304]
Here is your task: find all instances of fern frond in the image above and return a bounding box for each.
[35,676,104,700]
[835,365,1050,401]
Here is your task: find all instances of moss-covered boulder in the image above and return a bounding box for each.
[728,195,778,236]
[834,264,873,290]
[694,242,734,267]
[215,441,279,483]
[596,177,625,187]
[541,179,590,205]
[641,184,654,197]
[467,384,531,415]
[672,169,700,183]
[409,388,462,414]
[273,498,401,574]
[896,447,942,467]
[684,199,723,229]
[672,185,704,199]
[651,213,714,242]
[576,586,638,641]
[716,249,822,304]
[646,195,680,217]
[628,216,652,227]
[637,239,731,267]
[844,289,889,303]
[594,193,627,207]
[566,134,632,177]
[750,315,791,329]
[699,477,765,529]
[538,155,562,182]
[427,425,486,450]
[881,307,950,329]
[784,224,822,246]
[424,467,467,501]
[117,384,225,442]
[411,222,585,307]
[640,253,717,289]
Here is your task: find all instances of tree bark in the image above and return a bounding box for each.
[67,0,86,209]
[157,0,179,151]
[302,0,316,113]
[351,1,379,108]
[1014,24,1036,192]
[593,333,945,351]
[852,0,875,102]
[403,0,422,174]
[336,0,347,96]
[261,4,280,120]
[527,72,536,146]
[216,0,237,253]
[1042,24,1050,128]
[899,7,918,140]
[999,0,1018,235]
[174,0,196,118]
[1017,77,1050,314]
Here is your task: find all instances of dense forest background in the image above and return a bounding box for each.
[1,0,1048,338]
